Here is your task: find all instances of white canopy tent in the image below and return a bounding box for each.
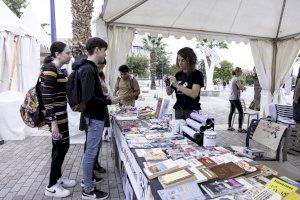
[94,0,300,117]
[0,0,50,141]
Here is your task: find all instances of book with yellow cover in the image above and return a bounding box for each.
[284,192,300,200]
[158,168,197,188]
[144,152,167,161]
[265,177,298,197]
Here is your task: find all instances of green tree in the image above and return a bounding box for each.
[127,55,149,78]
[214,60,234,84]
[168,64,179,76]
[241,69,255,85]
[156,54,171,79]
[142,35,166,89]
[3,0,28,17]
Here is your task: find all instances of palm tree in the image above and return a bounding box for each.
[142,35,166,90]
[71,0,94,59]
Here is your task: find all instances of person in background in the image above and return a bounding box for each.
[249,67,261,111]
[113,65,140,106]
[293,67,300,144]
[227,67,247,133]
[42,42,76,198]
[165,47,204,119]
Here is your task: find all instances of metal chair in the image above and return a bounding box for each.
[246,119,287,162]
[275,104,295,127]
[286,128,300,156]
[232,99,259,128]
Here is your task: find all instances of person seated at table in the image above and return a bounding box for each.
[113,65,140,106]
[164,47,204,120]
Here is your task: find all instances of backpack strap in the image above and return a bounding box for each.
[129,76,135,92]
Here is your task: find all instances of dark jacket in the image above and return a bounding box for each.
[72,59,111,121]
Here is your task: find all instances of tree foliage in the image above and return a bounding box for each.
[3,0,28,17]
[156,53,171,79]
[127,55,149,78]
[199,39,228,50]
[214,60,234,84]
[142,35,167,89]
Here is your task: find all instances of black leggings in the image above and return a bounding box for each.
[49,139,70,187]
[228,100,244,128]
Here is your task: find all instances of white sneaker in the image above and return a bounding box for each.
[45,183,71,198]
[58,177,77,188]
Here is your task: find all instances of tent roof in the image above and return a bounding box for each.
[0,0,27,35]
[20,7,51,47]
[101,0,300,42]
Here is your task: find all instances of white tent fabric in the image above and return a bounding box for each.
[272,38,300,104]
[101,0,300,42]
[250,39,300,116]
[20,7,51,48]
[250,40,274,116]
[0,0,27,35]
[106,26,135,87]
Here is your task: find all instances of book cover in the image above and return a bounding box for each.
[198,157,217,168]
[200,179,244,198]
[144,152,167,161]
[210,162,245,180]
[199,167,218,180]
[157,181,205,200]
[235,160,257,173]
[135,148,163,157]
[284,192,300,200]
[143,159,179,179]
[265,177,298,197]
[159,168,197,188]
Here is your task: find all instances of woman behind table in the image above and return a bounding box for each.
[41,42,76,198]
[227,67,247,133]
[165,47,204,119]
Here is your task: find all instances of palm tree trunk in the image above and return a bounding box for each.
[150,50,157,90]
[71,0,94,59]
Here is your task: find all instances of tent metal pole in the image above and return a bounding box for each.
[107,0,148,24]
[275,0,286,39]
[279,32,300,41]
[271,0,286,95]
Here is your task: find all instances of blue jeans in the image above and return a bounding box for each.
[83,118,104,192]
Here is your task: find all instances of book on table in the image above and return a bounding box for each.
[209,162,245,180]
[144,152,168,161]
[265,177,298,198]
[135,148,164,157]
[200,178,245,198]
[158,168,197,188]
[198,157,217,168]
[143,159,179,179]
[198,167,218,180]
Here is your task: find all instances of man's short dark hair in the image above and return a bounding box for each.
[119,65,129,73]
[86,37,108,55]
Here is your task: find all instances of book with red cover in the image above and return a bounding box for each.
[210,162,245,180]
[198,157,217,168]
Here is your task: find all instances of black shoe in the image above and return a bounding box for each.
[94,166,106,174]
[82,188,109,200]
[81,177,104,187]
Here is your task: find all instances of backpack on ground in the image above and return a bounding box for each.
[66,67,86,112]
[20,79,45,128]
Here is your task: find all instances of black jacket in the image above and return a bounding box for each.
[72,59,111,120]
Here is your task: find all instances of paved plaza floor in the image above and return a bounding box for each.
[0,87,298,200]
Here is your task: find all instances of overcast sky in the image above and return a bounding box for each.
[27,0,299,75]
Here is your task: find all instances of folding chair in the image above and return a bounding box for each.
[232,99,259,128]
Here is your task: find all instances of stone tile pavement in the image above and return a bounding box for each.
[0,137,125,200]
